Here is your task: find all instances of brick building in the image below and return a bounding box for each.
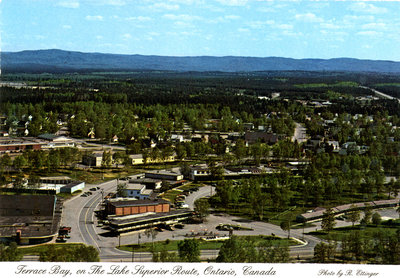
[106,199,170,216]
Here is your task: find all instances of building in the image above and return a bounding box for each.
[122,183,154,200]
[129,153,176,165]
[145,170,183,181]
[37,176,85,194]
[82,152,103,167]
[0,195,62,245]
[244,132,279,144]
[38,134,75,149]
[107,210,193,234]
[59,181,85,194]
[0,137,43,154]
[106,198,170,216]
[189,165,211,180]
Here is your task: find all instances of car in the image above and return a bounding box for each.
[90,187,97,191]
[87,191,93,195]
[175,223,185,229]
[56,236,67,243]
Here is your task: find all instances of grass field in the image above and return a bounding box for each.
[117,235,297,253]
[307,219,400,241]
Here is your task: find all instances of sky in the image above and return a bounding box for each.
[1,0,400,61]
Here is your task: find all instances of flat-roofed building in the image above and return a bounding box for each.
[0,195,62,245]
[106,199,170,216]
[38,134,75,149]
[145,170,183,181]
[0,137,44,153]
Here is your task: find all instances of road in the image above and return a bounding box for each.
[360,85,400,103]
[47,180,400,262]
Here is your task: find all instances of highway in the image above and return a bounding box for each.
[360,85,400,102]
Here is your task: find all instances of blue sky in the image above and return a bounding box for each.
[2,0,400,61]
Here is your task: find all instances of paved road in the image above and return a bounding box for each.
[56,182,323,262]
[61,179,129,259]
[359,85,399,101]
[55,181,400,262]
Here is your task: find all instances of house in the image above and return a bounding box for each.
[122,183,154,200]
[327,140,340,151]
[88,129,95,139]
[189,165,210,180]
[171,134,184,143]
[242,123,255,131]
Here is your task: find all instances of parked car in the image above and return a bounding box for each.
[56,236,67,243]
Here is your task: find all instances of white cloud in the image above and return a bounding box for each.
[86,15,104,21]
[149,3,180,11]
[62,25,72,29]
[295,13,323,23]
[127,16,152,22]
[238,28,250,33]
[362,22,386,30]
[224,15,240,20]
[321,22,341,30]
[247,20,274,29]
[122,33,132,39]
[57,1,80,9]
[87,0,126,6]
[216,0,248,6]
[357,31,381,36]
[349,2,387,14]
[101,0,126,5]
[169,0,204,4]
[277,24,293,30]
[163,14,202,21]
[35,35,46,40]
[96,35,103,40]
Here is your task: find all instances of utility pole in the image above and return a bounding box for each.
[138,233,141,262]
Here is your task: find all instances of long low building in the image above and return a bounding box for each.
[297,198,400,223]
[0,195,62,245]
[107,209,193,234]
[106,198,170,216]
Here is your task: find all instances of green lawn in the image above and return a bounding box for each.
[117,235,297,253]
[161,190,182,203]
[307,220,400,241]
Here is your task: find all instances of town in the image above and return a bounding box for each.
[0,70,400,264]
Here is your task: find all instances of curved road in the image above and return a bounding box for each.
[61,182,323,261]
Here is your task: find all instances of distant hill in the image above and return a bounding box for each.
[2,49,400,73]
